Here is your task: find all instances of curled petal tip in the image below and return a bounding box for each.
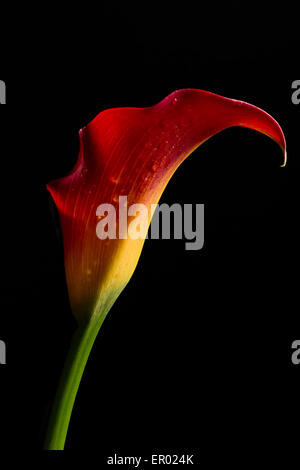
[281,149,287,168]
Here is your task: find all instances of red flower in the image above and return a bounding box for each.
[48,89,286,324]
[46,88,286,450]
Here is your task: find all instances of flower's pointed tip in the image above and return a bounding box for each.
[280,148,287,168]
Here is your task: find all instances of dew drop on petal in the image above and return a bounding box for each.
[110,176,119,184]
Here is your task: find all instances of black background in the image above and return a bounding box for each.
[0,4,299,464]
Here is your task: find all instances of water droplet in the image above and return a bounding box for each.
[152,163,158,171]
[110,176,119,184]
[172,97,178,104]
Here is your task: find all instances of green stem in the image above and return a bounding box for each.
[44,311,107,450]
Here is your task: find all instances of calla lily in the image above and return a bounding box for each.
[45,89,286,450]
